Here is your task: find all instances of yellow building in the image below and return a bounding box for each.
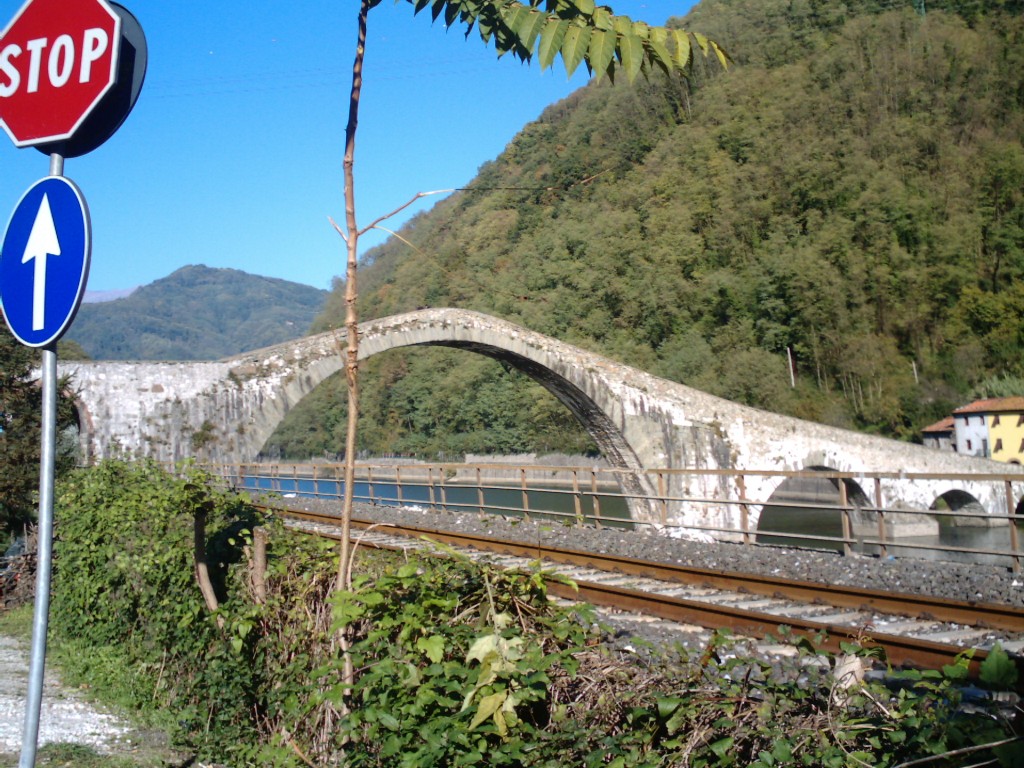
[985,397,1024,464]
[952,397,1024,464]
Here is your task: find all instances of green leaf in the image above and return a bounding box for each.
[512,9,547,55]
[560,24,591,78]
[710,39,730,69]
[469,691,507,730]
[671,29,691,71]
[655,696,683,719]
[614,16,634,37]
[693,30,710,56]
[618,30,644,83]
[588,28,615,81]
[980,643,1019,688]
[416,634,446,664]
[538,18,568,70]
[592,6,613,30]
[710,736,734,758]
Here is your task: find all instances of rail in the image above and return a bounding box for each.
[193,460,1024,571]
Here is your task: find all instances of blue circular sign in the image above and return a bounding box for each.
[0,176,91,347]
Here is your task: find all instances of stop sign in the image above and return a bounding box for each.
[0,0,121,147]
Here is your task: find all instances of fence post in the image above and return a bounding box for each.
[591,470,602,529]
[572,470,583,527]
[1006,480,1020,573]
[657,472,668,526]
[520,467,530,523]
[839,479,853,557]
[737,474,750,546]
[875,477,887,559]
[396,466,404,508]
[440,467,449,513]
[368,466,375,506]
[477,467,485,516]
[427,467,437,512]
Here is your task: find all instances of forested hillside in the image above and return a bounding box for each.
[68,265,328,360]
[267,0,1024,460]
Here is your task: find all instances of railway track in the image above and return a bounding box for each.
[264,502,1024,683]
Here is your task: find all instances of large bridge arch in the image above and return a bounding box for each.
[65,308,1024,535]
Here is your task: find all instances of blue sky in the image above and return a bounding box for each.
[0,1,696,294]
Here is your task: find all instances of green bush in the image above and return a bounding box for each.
[51,460,264,757]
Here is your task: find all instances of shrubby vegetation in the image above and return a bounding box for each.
[269,0,1024,458]
[46,461,1022,765]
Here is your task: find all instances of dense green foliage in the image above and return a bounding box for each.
[47,461,1021,766]
[67,265,327,361]
[271,0,1024,458]
[0,325,78,534]
[262,350,598,459]
[51,461,266,755]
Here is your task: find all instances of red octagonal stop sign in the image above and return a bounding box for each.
[0,0,121,147]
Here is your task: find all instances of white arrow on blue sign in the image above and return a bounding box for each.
[0,176,91,347]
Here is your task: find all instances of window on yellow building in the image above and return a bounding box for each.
[995,439,1003,452]
[993,414,1001,426]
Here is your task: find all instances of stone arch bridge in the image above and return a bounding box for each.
[65,308,1024,535]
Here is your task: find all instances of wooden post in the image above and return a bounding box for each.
[657,472,668,526]
[1006,480,1020,573]
[591,470,602,529]
[875,477,887,559]
[520,467,530,522]
[368,466,375,505]
[477,467,485,516]
[737,474,750,546]
[572,470,583,527]
[427,467,437,512]
[839,480,853,557]
[396,466,404,507]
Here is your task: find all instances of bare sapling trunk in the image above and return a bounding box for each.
[336,0,370,594]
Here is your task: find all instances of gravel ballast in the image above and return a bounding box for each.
[287,498,1024,608]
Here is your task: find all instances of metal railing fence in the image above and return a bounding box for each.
[188,461,1023,571]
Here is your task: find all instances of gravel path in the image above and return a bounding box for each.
[0,635,131,756]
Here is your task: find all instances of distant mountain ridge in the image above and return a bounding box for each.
[83,287,138,303]
[68,265,328,361]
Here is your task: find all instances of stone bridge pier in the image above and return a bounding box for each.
[65,309,1024,538]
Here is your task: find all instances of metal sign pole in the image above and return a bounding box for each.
[18,152,63,768]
